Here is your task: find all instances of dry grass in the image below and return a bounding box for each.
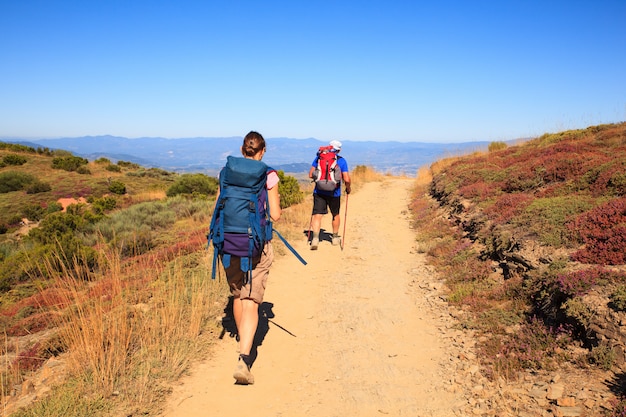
[8,242,227,416]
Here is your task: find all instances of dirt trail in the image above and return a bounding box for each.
[160,177,467,417]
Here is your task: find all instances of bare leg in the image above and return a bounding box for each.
[311,213,323,235]
[232,297,258,384]
[332,213,341,235]
[232,297,259,355]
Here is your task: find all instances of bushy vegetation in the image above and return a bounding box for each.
[278,170,304,208]
[0,172,38,193]
[415,122,626,386]
[166,173,218,197]
[51,155,89,172]
[2,154,28,166]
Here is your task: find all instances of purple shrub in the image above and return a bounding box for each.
[555,268,603,297]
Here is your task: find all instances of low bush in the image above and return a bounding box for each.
[117,160,140,169]
[26,180,52,194]
[166,173,218,197]
[108,180,126,195]
[2,154,27,165]
[569,197,626,265]
[51,155,88,172]
[0,171,36,193]
[609,286,626,312]
[513,195,593,247]
[480,317,572,380]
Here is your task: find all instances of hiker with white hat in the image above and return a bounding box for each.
[308,140,351,250]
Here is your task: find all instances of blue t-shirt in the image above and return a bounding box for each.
[311,155,349,197]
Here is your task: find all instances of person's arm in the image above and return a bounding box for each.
[266,171,282,221]
[342,171,351,194]
[268,185,281,221]
[309,157,318,179]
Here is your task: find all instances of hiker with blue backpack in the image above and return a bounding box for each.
[308,140,351,250]
[209,131,281,385]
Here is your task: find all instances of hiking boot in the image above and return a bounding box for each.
[310,237,319,250]
[233,357,254,385]
[332,236,341,246]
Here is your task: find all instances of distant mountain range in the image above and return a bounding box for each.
[3,135,497,176]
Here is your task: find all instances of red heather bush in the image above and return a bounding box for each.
[458,181,498,201]
[11,342,48,372]
[7,311,57,337]
[484,193,533,224]
[569,197,626,265]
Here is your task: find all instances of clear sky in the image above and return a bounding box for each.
[1,1,625,143]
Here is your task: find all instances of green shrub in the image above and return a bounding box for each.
[26,180,52,194]
[91,199,191,257]
[609,286,626,312]
[105,164,122,172]
[28,212,85,245]
[166,173,218,197]
[0,142,37,153]
[22,204,46,222]
[117,160,140,169]
[91,196,117,214]
[0,171,36,193]
[277,170,304,208]
[76,165,91,175]
[513,196,594,247]
[108,180,126,195]
[587,342,616,370]
[51,155,88,172]
[46,202,64,214]
[2,154,27,165]
[126,167,176,179]
[95,157,111,164]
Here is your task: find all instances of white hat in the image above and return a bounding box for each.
[330,140,342,151]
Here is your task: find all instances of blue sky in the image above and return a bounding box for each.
[1,1,625,143]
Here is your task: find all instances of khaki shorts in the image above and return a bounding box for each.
[224,242,274,304]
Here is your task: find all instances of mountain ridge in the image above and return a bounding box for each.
[3,135,497,176]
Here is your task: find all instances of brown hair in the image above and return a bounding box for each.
[242,131,266,157]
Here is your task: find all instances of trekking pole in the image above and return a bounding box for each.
[307,214,313,242]
[341,193,349,251]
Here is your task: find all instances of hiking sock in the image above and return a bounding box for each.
[240,354,253,369]
[312,232,319,241]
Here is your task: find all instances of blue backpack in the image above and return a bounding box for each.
[208,156,274,280]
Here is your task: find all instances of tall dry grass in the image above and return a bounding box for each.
[14,242,226,416]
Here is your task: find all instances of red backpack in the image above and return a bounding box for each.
[312,145,342,192]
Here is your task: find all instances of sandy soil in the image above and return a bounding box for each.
[160,177,465,417]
